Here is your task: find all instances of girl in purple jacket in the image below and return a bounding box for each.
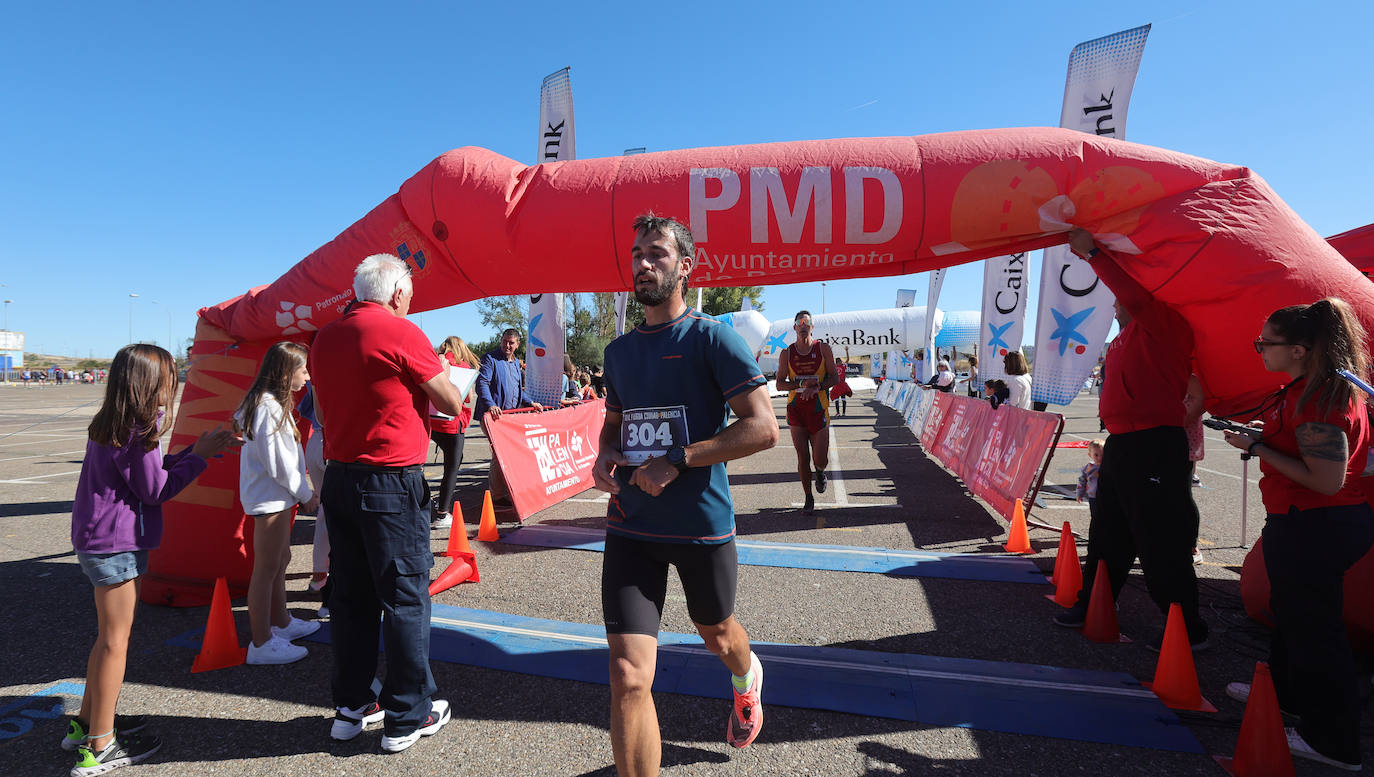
[67,344,238,775]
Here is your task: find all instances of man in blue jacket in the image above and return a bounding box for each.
[475,329,541,420]
[476,328,542,511]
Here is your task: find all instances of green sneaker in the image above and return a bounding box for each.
[62,715,150,751]
[71,732,161,776]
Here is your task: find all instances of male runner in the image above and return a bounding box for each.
[776,311,837,514]
[593,214,779,777]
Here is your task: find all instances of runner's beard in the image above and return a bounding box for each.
[634,267,682,307]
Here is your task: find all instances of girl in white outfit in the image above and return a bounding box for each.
[235,341,319,665]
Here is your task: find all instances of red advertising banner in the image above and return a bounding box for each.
[482,400,605,522]
[919,391,952,450]
[928,395,991,475]
[966,403,1064,520]
[918,393,1063,523]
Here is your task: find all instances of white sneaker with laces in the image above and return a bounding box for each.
[1285,727,1362,771]
[331,701,385,741]
[246,635,308,665]
[431,512,453,529]
[272,616,322,642]
[380,699,450,753]
[1225,682,1251,703]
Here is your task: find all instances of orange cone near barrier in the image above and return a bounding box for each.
[1002,499,1033,554]
[1144,603,1217,711]
[428,552,479,596]
[1215,662,1295,777]
[443,504,472,557]
[1049,521,1074,586]
[191,577,247,673]
[1081,560,1127,643]
[477,490,500,542]
[1046,526,1083,608]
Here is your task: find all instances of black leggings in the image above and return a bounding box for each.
[429,429,467,516]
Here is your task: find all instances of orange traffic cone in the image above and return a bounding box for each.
[443,504,472,558]
[1214,662,1295,777]
[1002,499,1033,554]
[1049,521,1074,586]
[428,552,479,596]
[1081,560,1125,643]
[1046,526,1083,608]
[1144,603,1216,711]
[477,490,500,542]
[191,577,247,672]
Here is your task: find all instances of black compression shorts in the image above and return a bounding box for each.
[601,532,738,636]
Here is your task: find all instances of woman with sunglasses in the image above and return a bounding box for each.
[1223,297,1372,771]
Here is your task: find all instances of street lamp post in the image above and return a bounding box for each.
[821,282,827,314]
[128,293,139,343]
[3,299,11,331]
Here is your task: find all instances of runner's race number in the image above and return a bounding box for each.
[621,406,689,465]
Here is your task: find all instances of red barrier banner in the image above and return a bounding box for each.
[483,400,605,522]
[917,393,1064,523]
[928,395,991,475]
[966,403,1064,520]
[919,391,952,450]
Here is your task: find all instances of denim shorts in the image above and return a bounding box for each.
[77,550,148,587]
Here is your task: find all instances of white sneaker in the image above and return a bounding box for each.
[1285,727,1362,771]
[1225,682,1251,703]
[431,512,453,529]
[246,635,308,665]
[330,701,385,741]
[272,616,322,642]
[380,699,450,753]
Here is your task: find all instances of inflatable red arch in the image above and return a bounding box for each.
[149,128,1374,632]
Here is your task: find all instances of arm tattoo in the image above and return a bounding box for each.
[1296,422,1349,463]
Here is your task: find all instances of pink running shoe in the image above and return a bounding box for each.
[726,651,764,748]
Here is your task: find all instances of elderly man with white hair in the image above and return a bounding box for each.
[309,253,466,753]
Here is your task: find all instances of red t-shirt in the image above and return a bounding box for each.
[309,302,445,466]
[429,353,475,434]
[1091,249,1191,434]
[1259,376,1371,513]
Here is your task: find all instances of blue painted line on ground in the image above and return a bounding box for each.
[500,524,1048,585]
[306,605,1201,754]
[0,683,85,717]
[165,628,205,650]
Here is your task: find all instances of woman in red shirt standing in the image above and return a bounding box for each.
[1223,297,1372,771]
[430,337,479,529]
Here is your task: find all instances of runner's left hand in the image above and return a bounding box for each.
[630,455,679,497]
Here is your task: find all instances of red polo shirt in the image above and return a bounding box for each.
[1259,376,1371,513]
[309,301,445,466]
[1091,248,1192,434]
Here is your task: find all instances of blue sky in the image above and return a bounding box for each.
[2,1,1369,359]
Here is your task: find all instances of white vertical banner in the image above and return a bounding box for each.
[1031,24,1150,406]
[921,270,944,383]
[613,291,629,336]
[529,67,577,406]
[980,251,1029,386]
[893,289,917,381]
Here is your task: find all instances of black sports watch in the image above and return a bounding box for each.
[666,445,690,473]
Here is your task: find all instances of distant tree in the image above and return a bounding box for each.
[696,286,764,316]
[476,296,527,335]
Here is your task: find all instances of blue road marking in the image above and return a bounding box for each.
[501,524,1048,585]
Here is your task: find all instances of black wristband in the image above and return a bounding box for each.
[1247,440,1263,455]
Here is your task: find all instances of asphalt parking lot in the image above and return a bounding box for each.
[2,382,1369,776]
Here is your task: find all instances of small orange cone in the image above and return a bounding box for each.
[1049,521,1074,586]
[1144,603,1216,711]
[1002,499,1033,554]
[1214,662,1295,777]
[1046,527,1083,607]
[443,504,472,558]
[477,490,500,542]
[191,577,247,672]
[1081,560,1126,643]
[428,552,479,596]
